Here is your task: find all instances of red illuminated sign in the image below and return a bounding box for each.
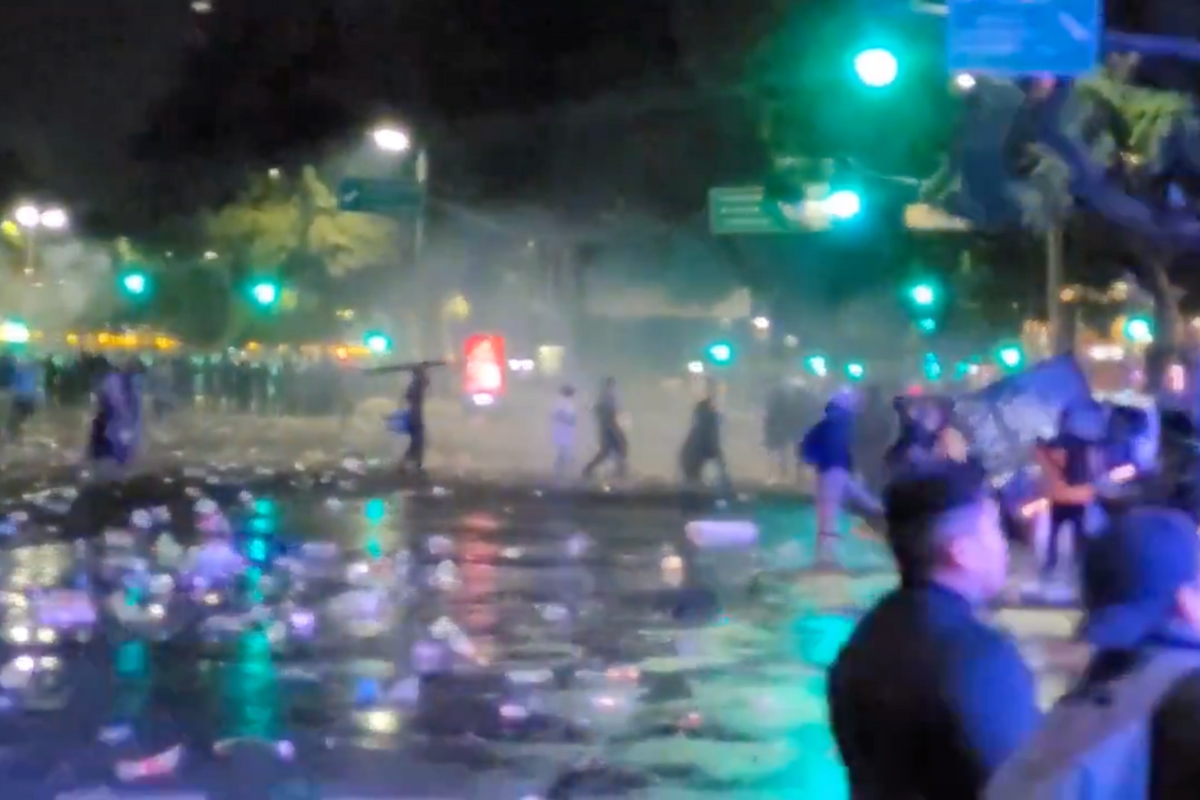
[463,333,506,396]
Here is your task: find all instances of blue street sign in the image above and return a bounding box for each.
[948,0,1101,77]
[337,177,424,214]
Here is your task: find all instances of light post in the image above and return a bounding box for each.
[370,124,429,354]
[11,204,68,275]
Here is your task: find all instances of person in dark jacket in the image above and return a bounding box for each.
[801,390,882,564]
[582,377,627,481]
[680,377,730,489]
[401,364,430,474]
[885,396,945,477]
[989,507,1200,798]
[828,461,1039,799]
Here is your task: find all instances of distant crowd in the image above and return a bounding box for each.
[0,351,358,418]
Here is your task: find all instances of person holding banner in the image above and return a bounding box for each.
[1033,403,1106,597]
[400,365,430,474]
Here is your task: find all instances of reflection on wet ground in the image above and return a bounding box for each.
[0,468,1085,799]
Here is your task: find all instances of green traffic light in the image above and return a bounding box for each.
[854,48,898,87]
[707,342,733,364]
[805,355,828,377]
[364,332,392,354]
[997,345,1023,369]
[824,190,861,219]
[909,283,936,307]
[1123,316,1153,343]
[122,272,148,295]
[251,281,279,306]
[846,362,866,380]
[916,317,937,333]
[923,352,942,380]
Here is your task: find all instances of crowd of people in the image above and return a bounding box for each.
[812,382,1200,798]
[0,350,357,422]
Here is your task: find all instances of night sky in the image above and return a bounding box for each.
[0,0,191,202]
[3,0,1200,226]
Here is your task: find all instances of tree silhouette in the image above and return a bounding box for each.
[925,55,1200,381]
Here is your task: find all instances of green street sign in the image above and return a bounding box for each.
[708,186,790,235]
[708,184,839,236]
[337,177,424,215]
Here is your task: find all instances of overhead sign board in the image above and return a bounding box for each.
[708,185,835,236]
[947,0,1101,77]
[709,187,971,236]
[337,177,424,215]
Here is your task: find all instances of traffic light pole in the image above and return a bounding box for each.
[411,149,429,358]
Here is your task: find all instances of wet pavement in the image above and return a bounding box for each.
[0,462,1085,799]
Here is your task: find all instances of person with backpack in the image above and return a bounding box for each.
[801,389,882,565]
[987,506,1200,799]
[828,461,1040,799]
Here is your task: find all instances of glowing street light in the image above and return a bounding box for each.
[371,126,411,154]
[752,316,771,331]
[954,73,976,91]
[39,207,68,230]
[13,204,68,230]
[13,205,39,228]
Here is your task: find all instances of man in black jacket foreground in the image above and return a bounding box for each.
[828,461,1040,798]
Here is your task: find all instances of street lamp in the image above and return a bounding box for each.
[371,126,411,154]
[14,205,40,228]
[10,203,69,276]
[39,207,68,230]
[369,121,430,352]
[13,204,68,230]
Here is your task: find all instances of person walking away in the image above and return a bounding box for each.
[8,356,41,440]
[801,389,882,565]
[680,377,730,491]
[1033,402,1105,600]
[552,384,578,479]
[829,462,1039,799]
[400,364,430,475]
[986,507,1200,799]
[582,377,628,481]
